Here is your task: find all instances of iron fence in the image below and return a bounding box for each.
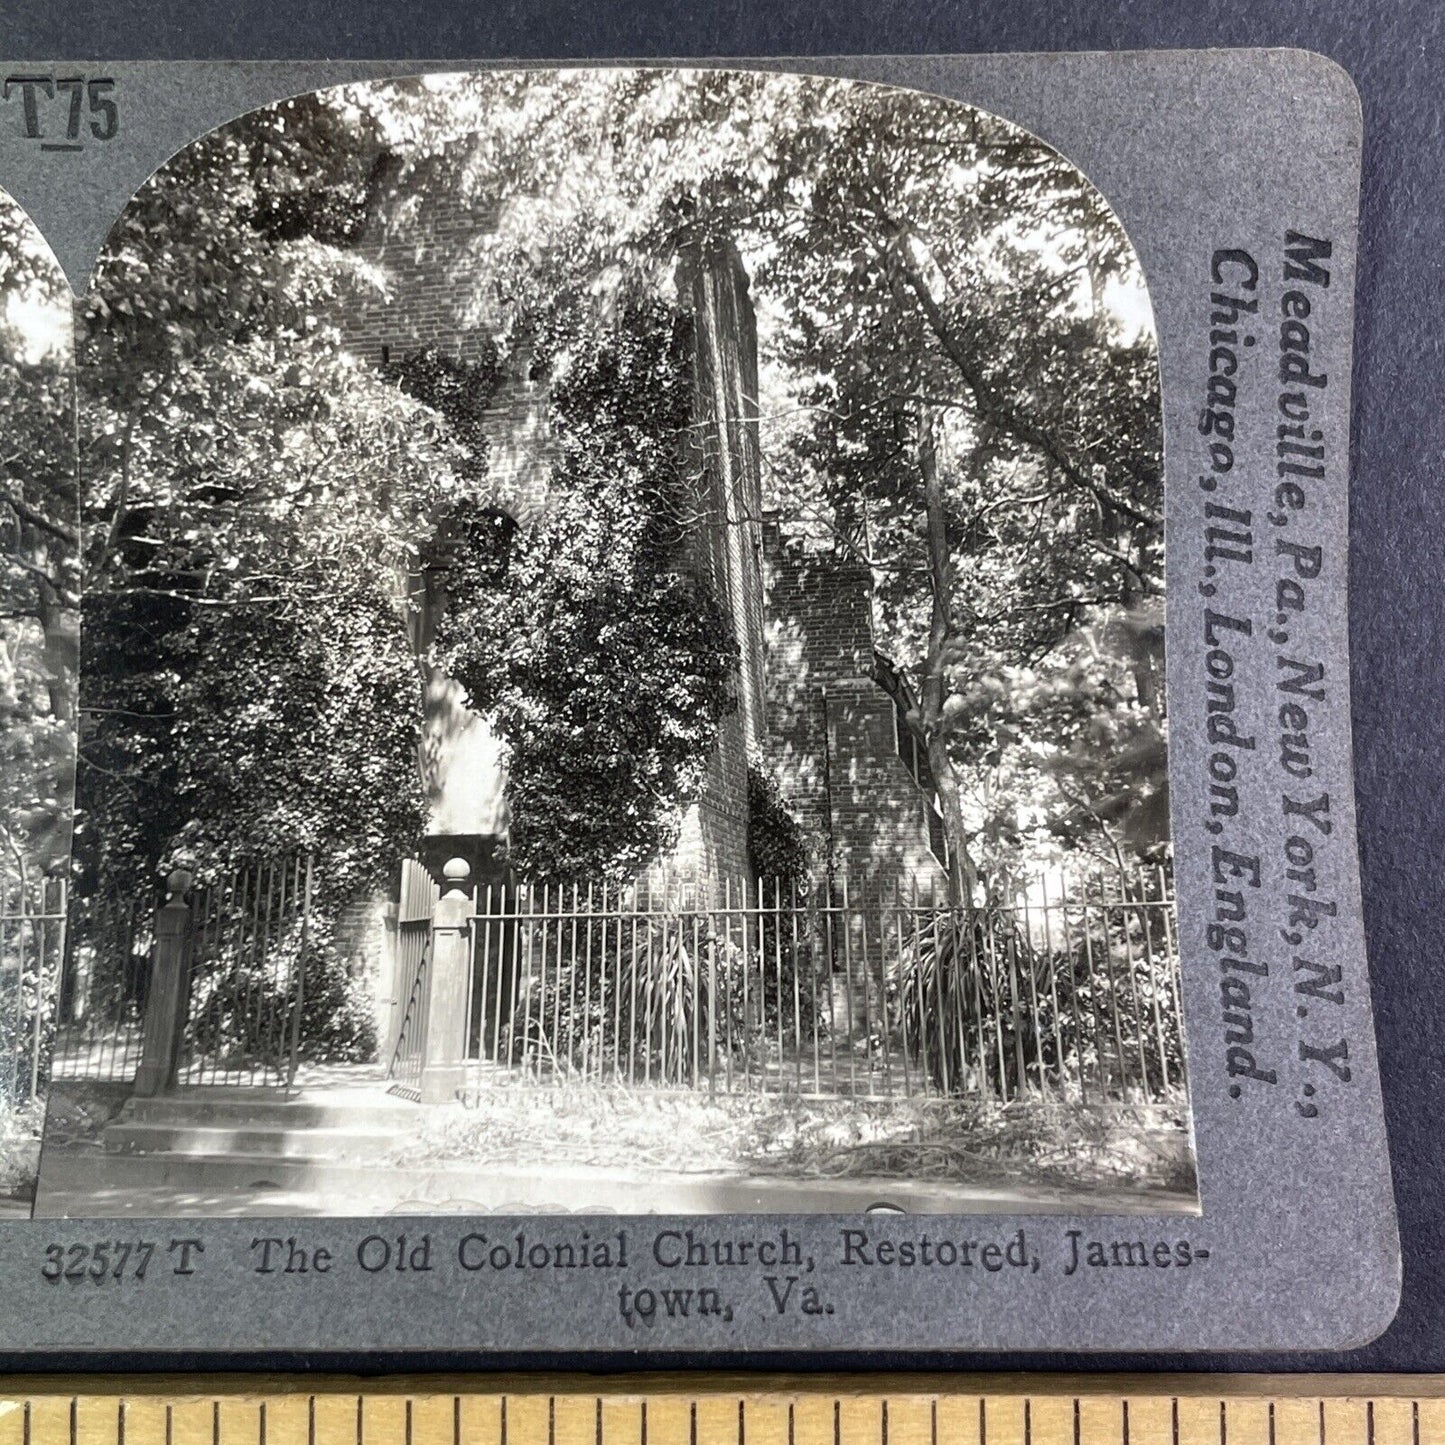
[1,874,66,1108]
[386,859,438,1100]
[50,891,146,1086]
[52,856,317,1090]
[463,865,1184,1105]
[178,855,314,1087]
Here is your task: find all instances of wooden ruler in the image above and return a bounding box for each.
[0,1377,1443,1445]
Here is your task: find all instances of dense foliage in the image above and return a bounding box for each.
[73,73,1167,905]
[412,70,1168,887]
[9,75,1173,1094]
[0,198,76,888]
[383,343,501,485]
[746,762,811,888]
[74,94,442,912]
[428,301,737,880]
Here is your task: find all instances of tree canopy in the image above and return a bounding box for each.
[74,85,740,898]
[378,69,1168,882]
[66,68,1168,912]
[75,94,441,905]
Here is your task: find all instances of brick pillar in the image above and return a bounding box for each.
[133,868,193,1097]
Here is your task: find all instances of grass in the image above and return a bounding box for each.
[386,1085,1196,1199]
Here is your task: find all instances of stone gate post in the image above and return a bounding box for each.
[419,855,475,1104]
[133,868,193,1097]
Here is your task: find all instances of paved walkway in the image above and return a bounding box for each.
[31,1067,1198,1219]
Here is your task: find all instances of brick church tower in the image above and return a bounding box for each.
[338,169,767,890]
[761,522,950,896]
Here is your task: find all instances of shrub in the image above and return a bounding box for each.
[183,908,376,1077]
[890,881,1182,1100]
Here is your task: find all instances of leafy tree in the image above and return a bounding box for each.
[375,70,1165,892]
[76,70,1167,910]
[0,196,77,886]
[74,93,445,909]
[722,77,1165,889]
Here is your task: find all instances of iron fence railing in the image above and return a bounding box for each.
[51,856,317,1091]
[178,855,314,1088]
[50,891,146,1086]
[35,855,1182,1109]
[1,874,66,1108]
[386,859,438,1100]
[462,865,1184,1105]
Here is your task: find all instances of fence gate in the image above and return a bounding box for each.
[386,858,438,1100]
[50,892,146,1087]
[176,856,314,1088]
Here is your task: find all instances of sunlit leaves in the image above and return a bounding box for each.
[431,301,736,880]
[74,93,443,908]
[0,193,76,882]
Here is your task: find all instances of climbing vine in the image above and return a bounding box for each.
[429,299,737,879]
[746,761,811,887]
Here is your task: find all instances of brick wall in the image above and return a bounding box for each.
[339,157,503,369]
[761,521,948,898]
[679,240,769,890]
[332,889,394,1058]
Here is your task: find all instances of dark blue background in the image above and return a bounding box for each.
[1,0,1440,1376]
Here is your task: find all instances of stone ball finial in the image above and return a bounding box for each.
[166,867,193,897]
[443,857,473,883]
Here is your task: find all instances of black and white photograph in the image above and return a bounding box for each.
[0,188,74,1220]
[27,68,1194,1219]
